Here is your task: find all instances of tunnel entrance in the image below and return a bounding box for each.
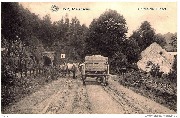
[43,56,52,66]
[42,51,55,66]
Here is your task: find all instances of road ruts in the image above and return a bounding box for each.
[85,76,175,114]
[103,83,155,114]
[103,77,176,114]
[102,85,144,114]
[85,81,125,113]
[3,74,176,114]
[71,79,92,114]
[32,77,92,114]
[38,78,77,114]
[3,78,69,114]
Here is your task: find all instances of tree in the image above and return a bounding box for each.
[1,3,24,42]
[170,33,177,52]
[40,14,53,48]
[130,21,155,51]
[85,9,128,57]
[1,3,46,78]
[172,55,177,71]
[66,17,88,61]
[168,55,177,82]
[109,51,128,74]
[49,16,88,62]
[154,34,166,47]
[123,39,141,63]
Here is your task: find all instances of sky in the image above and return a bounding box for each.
[20,2,177,36]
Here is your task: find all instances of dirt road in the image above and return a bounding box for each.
[3,75,176,114]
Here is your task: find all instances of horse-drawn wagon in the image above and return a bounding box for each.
[81,55,109,86]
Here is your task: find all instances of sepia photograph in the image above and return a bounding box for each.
[1,1,177,115]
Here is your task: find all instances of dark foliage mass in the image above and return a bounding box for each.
[129,21,167,52]
[2,3,176,75]
[1,2,87,108]
[85,10,128,57]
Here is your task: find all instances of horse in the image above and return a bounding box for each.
[66,63,78,79]
[59,63,68,77]
[78,62,85,74]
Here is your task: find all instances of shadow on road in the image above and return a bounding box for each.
[84,81,100,85]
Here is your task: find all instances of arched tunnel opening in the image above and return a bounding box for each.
[43,56,52,66]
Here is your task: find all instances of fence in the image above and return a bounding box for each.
[4,56,60,79]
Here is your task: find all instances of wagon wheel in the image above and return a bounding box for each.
[96,77,103,84]
[82,75,86,85]
[104,81,109,86]
[103,76,108,86]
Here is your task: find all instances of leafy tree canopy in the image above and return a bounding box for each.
[85,9,128,57]
[130,21,156,51]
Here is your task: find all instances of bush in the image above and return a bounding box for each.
[167,70,177,83]
[110,51,128,74]
[119,70,148,88]
[150,64,163,78]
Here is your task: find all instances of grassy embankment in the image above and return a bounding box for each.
[117,71,177,111]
